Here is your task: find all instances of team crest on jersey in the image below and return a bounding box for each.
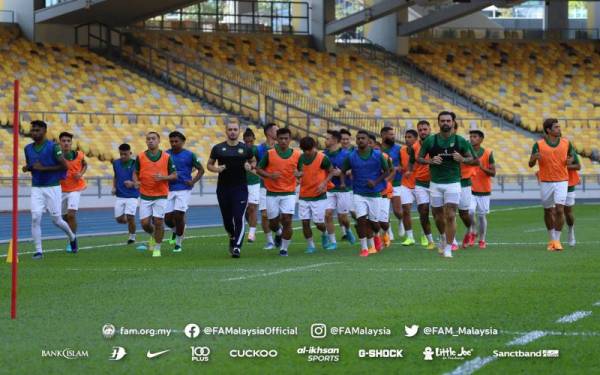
[238,148,244,154]
[450,143,455,147]
[222,147,227,151]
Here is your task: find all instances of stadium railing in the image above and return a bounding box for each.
[411,27,600,41]
[18,111,238,126]
[337,35,518,127]
[0,10,14,23]
[2,175,599,198]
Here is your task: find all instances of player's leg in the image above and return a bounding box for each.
[443,203,458,258]
[476,196,490,249]
[367,197,381,253]
[377,197,390,250]
[30,187,45,258]
[313,200,334,250]
[429,183,446,252]
[337,192,355,243]
[299,200,315,253]
[217,188,236,253]
[140,200,155,235]
[48,187,77,253]
[246,184,259,242]
[540,182,557,250]
[164,191,177,244]
[229,186,248,258]
[149,199,167,257]
[415,186,434,248]
[458,187,474,248]
[565,190,576,246]
[115,198,127,224]
[125,198,138,244]
[551,182,568,250]
[400,186,415,245]
[172,190,191,252]
[391,193,404,238]
[278,195,295,256]
[259,187,274,249]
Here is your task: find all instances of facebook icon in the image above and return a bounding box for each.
[184,323,200,338]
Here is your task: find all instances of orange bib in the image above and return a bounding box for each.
[138,150,170,197]
[471,148,493,194]
[61,150,86,192]
[537,138,569,182]
[461,163,478,180]
[400,145,416,189]
[263,148,301,193]
[299,152,334,198]
[412,140,430,183]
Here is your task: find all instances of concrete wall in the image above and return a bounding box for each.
[4,0,34,39]
[35,23,75,44]
[494,18,588,30]
[440,11,502,29]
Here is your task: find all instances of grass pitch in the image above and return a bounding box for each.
[1,204,599,374]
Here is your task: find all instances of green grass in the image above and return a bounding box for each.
[1,204,600,374]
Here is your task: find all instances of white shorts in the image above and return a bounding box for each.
[61,191,82,214]
[298,199,327,223]
[259,187,267,211]
[166,190,192,213]
[140,198,168,219]
[392,186,403,198]
[378,197,391,223]
[400,185,416,205]
[266,194,296,219]
[458,186,473,211]
[247,183,260,205]
[114,197,139,218]
[471,195,490,215]
[326,191,353,214]
[540,181,568,208]
[430,182,461,208]
[31,186,62,216]
[415,184,430,205]
[353,194,380,221]
[565,191,575,207]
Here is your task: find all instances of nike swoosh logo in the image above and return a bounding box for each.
[146,349,170,359]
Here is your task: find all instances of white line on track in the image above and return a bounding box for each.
[556,311,592,324]
[221,262,341,281]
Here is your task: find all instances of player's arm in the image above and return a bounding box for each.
[316,155,334,193]
[245,147,259,176]
[256,153,279,179]
[206,146,226,173]
[368,154,391,187]
[454,138,475,164]
[132,158,141,188]
[528,143,540,168]
[76,156,88,179]
[188,154,205,187]
[22,150,31,173]
[407,146,415,173]
[339,157,351,189]
[160,157,178,181]
[385,158,395,183]
[568,153,581,171]
[417,137,440,165]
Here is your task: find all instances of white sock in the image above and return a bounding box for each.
[249,227,256,237]
[444,243,452,255]
[129,233,136,241]
[554,230,561,242]
[398,222,405,236]
[32,212,43,253]
[406,229,414,240]
[51,215,75,241]
[176,235,183,246]
[154,243,161,251]
[477,214,487,242]
[452,238,458,246]
[388,227,395,240]
[328,233,337,244]
[359,237,368,249]
[367,237,375,248]
[306,237,315,248]
[426,233,434,243]
[266,232,274,243]
[568,225,574,236]
[548,229,555,241]
[281,239,291,250]
[276,227,283,236]
[469,212,476,233]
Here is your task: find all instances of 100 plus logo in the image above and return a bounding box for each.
[41,348,89,359]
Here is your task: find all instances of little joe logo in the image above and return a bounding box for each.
[423,346,473,361]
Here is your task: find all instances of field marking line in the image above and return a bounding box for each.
[502,330,600,337]
[506,330,547,345]
[594,301,600,307]
[366,267,538,273]
[221,262,341,281]
[556,311,592,324]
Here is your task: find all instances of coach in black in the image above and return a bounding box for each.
[207,122,255,258]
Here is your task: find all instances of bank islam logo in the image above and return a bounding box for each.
[184,323,201,338]
[41,348,89,360]
[423,346,473,361]
[109,347,127,361]
[102,323,116,339]
[405,325,419,337]
[191,346,211,362]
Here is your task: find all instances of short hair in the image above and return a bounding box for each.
[356,130,369,137]
[243,128,255,138]
[30,120,47,129]
[438,111,456,121]
[147,131,160,139]
[417,120,430,127]
[276,128,291,137]
[339,128,352,137]
[469,129,485,138]
[368,133,377,142]
[405,129,418,138]
[299,136,315,151]
[326,130,341,142]
[264,122,277,134]
[118,143,131,151]
[59,131,73,140]
[380,126,394,135]
[543,118,558,135]
[169,131,186,141]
